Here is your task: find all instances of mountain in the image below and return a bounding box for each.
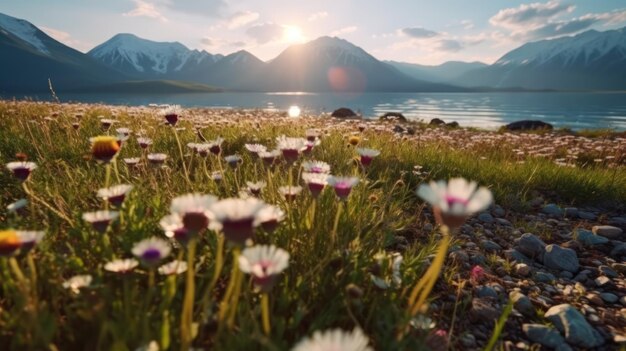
[177,50,265,90]
[88,33,223,79]
[385,61,488,83]
[0,13,126,93]
[245,36,461,92]
[455,27,626,90]
[77,80,222,93]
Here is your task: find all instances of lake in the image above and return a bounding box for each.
[12,91,626,130]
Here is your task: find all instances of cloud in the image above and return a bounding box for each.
[489,0,575,29]
[308,11,328,22]
[227,11,259,29]
[201,37,247,50]
[461,20,474,30]
[123,0,168,22]
[400,27,439,38]
[40,26,92,52]
[331,26,357,36]
[436,39,464,52]
[162,0,227,17]
[245,22,284,44]
[513,10,626,40]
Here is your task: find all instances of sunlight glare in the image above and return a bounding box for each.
[283,26,304,43]
[288,105,301,118]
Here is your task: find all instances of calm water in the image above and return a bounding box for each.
[12,92,626,130]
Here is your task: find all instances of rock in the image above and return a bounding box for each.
[516,233,547,260]
[379,112,407,121]
[496,218,512,226]
[586,293,604,306]
[481,240,501,252]
[542,204,563,217]
[459,334,476,348]
[535,271,556,283]
[560,271,573,279]
[543,245,579,273]
[423,223,434,232]
[505,120,553,131]
[477,212,494,223]
[611,242,626,257]
[611,263,626,274]
[594,276,611,287]
[493,205,505,217]
[544,304,604,348]
[429,118,446,126]
[331,107,358,118]
[446,121,459,128]
[449,250,469,264]
[564,207,578,218]
[469,298,500,323]
[523,324,566,349]
[515,263,531,277]
[510,291,535,317]
[504,249,533,264]
[598,265,618,278]
[620,296,626,306]
[592,225,623,239]
[577,211,597,220]
[600,292,618,304]
[392,125,406,133]
[476,285,498,299]
[574,229,609,246]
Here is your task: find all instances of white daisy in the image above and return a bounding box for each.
[63,274,93,294]
[104,258,139,274]
[239,244,289,291]
[291,328,373,351]
[158,260,188,275]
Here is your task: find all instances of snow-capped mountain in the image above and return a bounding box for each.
[385,60,488,83]
[176,50,265,90]
[455,27,626,90]
[0,13,125,92]
[88,33,223,78]
[246,36,459,92]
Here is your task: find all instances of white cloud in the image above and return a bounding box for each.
[227,11,259,29]
[489,0,575,29]
[461,20,474,30]
[245,22,284,44]
[308,11,328,22]
[201,37,246,50]
[399,27,439,38]
[123,0,168,22]
[40,26,92,52]
[330,26,357,36]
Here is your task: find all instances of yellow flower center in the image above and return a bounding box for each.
[0,230,21,256]
[91,136,120,162]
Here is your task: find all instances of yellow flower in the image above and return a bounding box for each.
[348,136,361,146]
[0,230,21,257]
[90,136,120,163]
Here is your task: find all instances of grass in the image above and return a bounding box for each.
[0,100,624,350]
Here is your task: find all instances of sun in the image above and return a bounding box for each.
[283,25,305,43]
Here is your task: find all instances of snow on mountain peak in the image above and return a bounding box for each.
[0,13,49,55]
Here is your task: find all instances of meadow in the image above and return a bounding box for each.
[0,100,624,350]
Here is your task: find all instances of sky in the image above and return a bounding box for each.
[2,0,626,65]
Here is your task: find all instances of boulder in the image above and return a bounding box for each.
[544,304,604,348]
[592,225,623,239]
[505,120,553,131]
[543,245,579,273]
[446,121,460,128]
[331,107,358,118]
[429,118,446,125]
[379,112,407,121]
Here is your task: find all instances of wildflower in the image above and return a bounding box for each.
[63,274,92,294]
[97,184,133,207]
[302,160,331,174]
[82,210,119,233]
[370,252,403,289]
[161,105,182,126]
[100,118,114,130]
[209,198,267,245]
[90,136,120,163]
[104,258,139,274]
[132,237,171,267]
[15,230,44,253]
[195,144,209,157]
[116,127,131,136]
[170,194,218,234]
[292,328,373,351]
[147,153,167,166]
[245,143,267,157]
[6,161,37,181]
[246,181,266,197]
[72,122,80,130]
[416,178,493,229]
[239,244,289,292]
[124,157,141,167]
[135,341,159,351]
[302,172,328,198]
[327,176,359,200]
[305,129,320,142]
[137,137,153,149]
[158,260,188,275]
[117,133,130,147]
[348,135,361,146]
[0,230,21,256]
[7,199,28,215]
[208,137,224,155]
[470,265,486,284]
[254,205,285,233]
[410,315,436,330]
[356,148,380,167]
[159,213,192,244]
[276,135,307,164]
[224,154,242,169]
[259,150,281,167]
[279,186,302,202]
[212,171,223,183]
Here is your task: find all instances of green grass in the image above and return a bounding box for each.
[0,100,624,350]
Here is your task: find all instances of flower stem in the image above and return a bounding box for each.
[218,247,240,323]
[330,202,343,248]
[261,293,271,335]
[173,127,192,189]
[198,234,224,320]
[180,238,197,351]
